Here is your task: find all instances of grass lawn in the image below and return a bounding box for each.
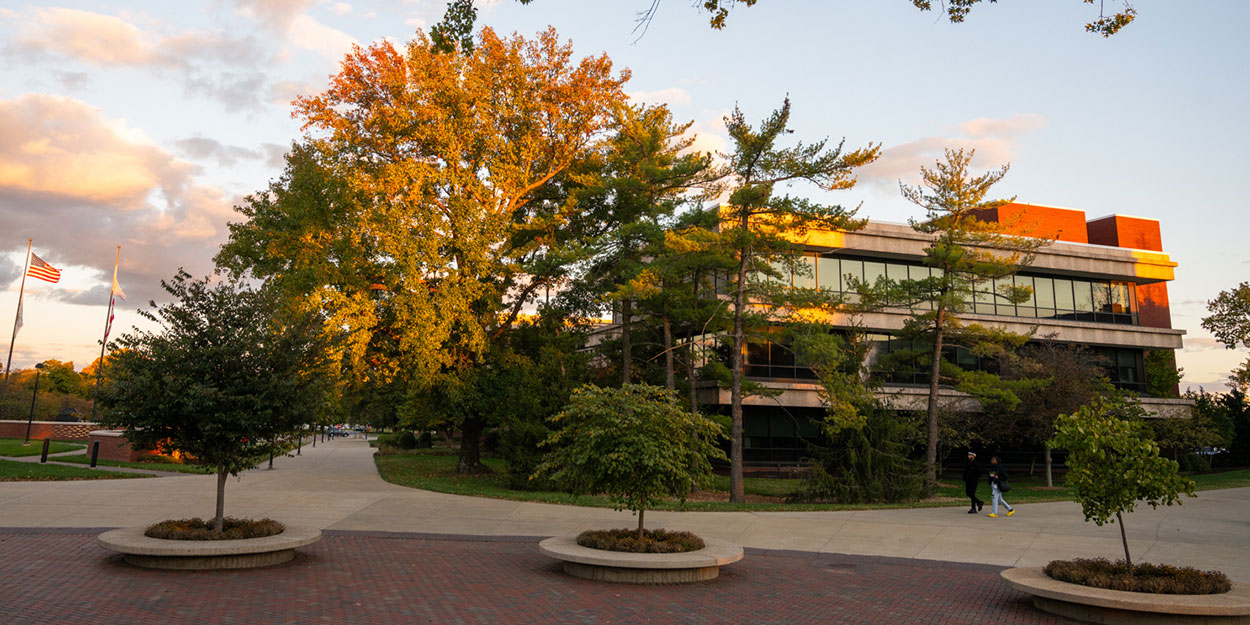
[374,451,1250,512]
[55,455,213,474]
[0,438,86,457]
[0,459,151,481]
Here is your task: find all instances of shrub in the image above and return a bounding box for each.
[789,409,923,504]
[1044,558,1231,594]
[397,430,418,450]
[135,454,183,465]
[1178,452,1211,474]
[145,517,285,541]
[576,528,705,554]
[417,431,434,448]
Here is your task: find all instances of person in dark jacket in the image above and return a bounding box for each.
[987,456,1015,517]
[963,452,983,513]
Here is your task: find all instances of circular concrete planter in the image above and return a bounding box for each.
[539,534,743,584]
[1002,566,1250,625]
[97,525,321,570]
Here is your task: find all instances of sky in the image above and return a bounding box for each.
[0,0,1247,391]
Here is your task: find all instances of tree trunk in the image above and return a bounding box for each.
[686,342,699,416]
[729,231,750,504]
[1117,510,1132,570]
[456,416,491,474]
[621,298,633,385]
[663,314,675,392]
[924,308,946,497]
[1045,443,1054,488]
[636,508,645,539]
[214,464,228,533]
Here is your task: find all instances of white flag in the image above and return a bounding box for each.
[14,297,21,336]
[111,263,126,300]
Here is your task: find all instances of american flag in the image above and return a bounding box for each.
[26,253,61,283]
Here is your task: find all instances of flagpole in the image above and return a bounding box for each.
[2,239,34,419]
[91,246,121,420]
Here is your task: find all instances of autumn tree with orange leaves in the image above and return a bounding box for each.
[219,27,629,472]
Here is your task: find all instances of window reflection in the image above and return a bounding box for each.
[804,253,1139,326]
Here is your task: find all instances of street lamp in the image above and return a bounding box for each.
[24,362,46,444]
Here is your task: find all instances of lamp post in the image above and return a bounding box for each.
[24,362,46,444]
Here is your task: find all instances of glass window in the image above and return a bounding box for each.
[1073,281,1094,312]
[1111,282,1131,313]
[817,256,840,291]
[1094,282,1114,313]
[1033,276,1055,308]
[1053,278,1074,311]
[993,277,1014,316]
[767,260,790,286]
[840,259,864,288]
[863,260,886,287]
[793,255,817,289]
[907,265,932,310]
[974,282,995,315]
[1014,275,1036,318]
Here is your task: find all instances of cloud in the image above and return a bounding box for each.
[1183,337,1226,352]
[231,0,315,32]
[857,114,1047,192]
[262,143,290,170]
[269,79,325,107]
[329,3,352,16]
[0,94,237,305]
[174,137,264,167]
[628,87,693,107]
[232,0,357,60]
[7,8,270,112]
[288,13,358,60]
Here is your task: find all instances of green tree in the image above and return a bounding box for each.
[895,148,1049,495]
[718,98,879,502]
[1001,342,1115,486]
[790,330,925,503]
[1144,349,1183,398]
[568,103,720,385]
[1050,396,1196,569]
[100,271,330,532]
[36,360,87,397]
[535,383,726,537]
[1202,282,1250,393]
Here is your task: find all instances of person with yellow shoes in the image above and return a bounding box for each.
[986,456,1015,518]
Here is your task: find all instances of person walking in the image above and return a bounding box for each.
[987,456,1015,518]
[963,451,983,514]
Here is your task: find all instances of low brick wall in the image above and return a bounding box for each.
[0,420,97,441]
[88,430,157,463]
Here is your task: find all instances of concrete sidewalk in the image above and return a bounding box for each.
[2,437,1246,581]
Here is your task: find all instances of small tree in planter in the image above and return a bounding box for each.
[1050,395,1196,570]
[101,271,329,533]
[535,383,726,542]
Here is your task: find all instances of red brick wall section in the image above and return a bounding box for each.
[1086,215,1163,251]
[972,203,1090,243]
[1137,282,1173,329]
[88,432,148,463]
[0,421,96,441]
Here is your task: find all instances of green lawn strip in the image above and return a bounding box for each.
[0,458,151,481]
[0,438,86,457]
[54,455,213,474]
[1191,468,1250,491]
[375,452,1250,512]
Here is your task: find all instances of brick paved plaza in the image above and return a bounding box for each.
[0,528,1077,625]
